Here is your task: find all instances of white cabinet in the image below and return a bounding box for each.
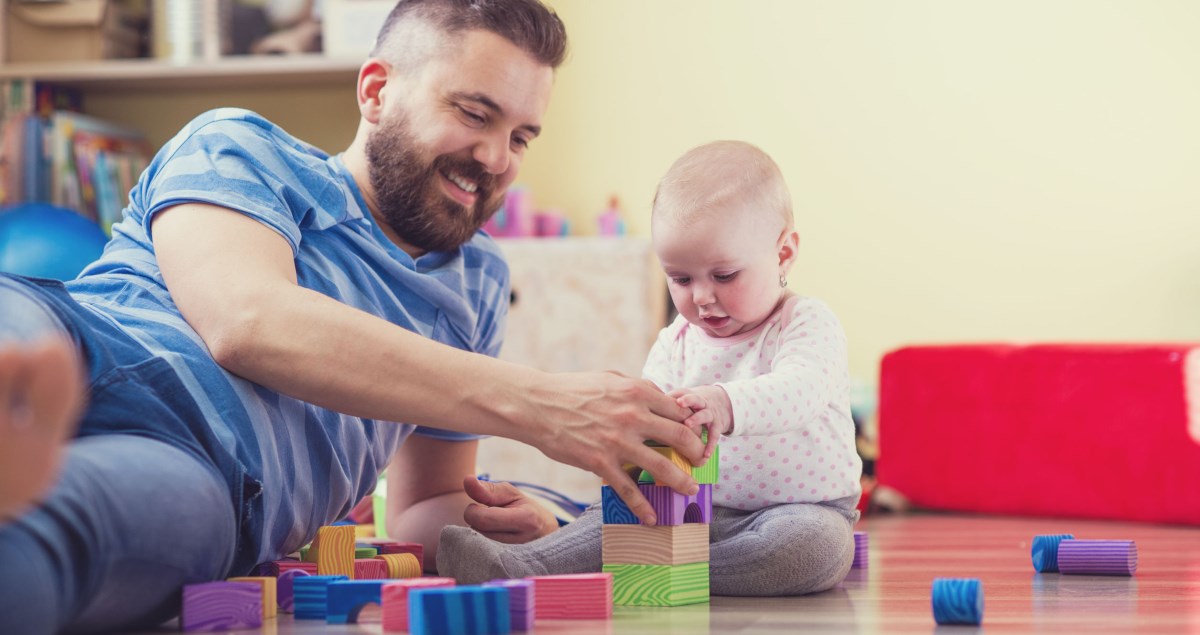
[475,237,667,504]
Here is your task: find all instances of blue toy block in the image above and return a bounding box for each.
[326,580,385,624]
[601,486,638,524]
[293,575,348,620]
[409,586,511,635]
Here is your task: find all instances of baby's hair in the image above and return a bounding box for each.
[652,140,793,231]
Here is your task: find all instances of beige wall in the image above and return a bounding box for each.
[520,0,1200,381]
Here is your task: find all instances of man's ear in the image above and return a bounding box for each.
[777,228,800,272]
[357,59,391,124]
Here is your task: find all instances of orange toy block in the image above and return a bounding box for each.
[227,576,277,619]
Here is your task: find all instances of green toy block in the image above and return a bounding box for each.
[638,444,719,485]
[603,562,710,607]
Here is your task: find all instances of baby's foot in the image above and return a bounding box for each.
[436,525,547,584]
[0,339,84,521]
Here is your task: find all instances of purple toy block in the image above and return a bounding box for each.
[181,581,263,632]
[638,483,712,525]
[484,579,534,631]
[277,568,310,613]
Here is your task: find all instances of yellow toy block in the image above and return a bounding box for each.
[305,525,356,578]
[227,576,277,619]
[375,552,422,578]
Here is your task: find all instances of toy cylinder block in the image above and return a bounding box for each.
[409,586,511,635]
[226,576,277,619]
[603,562,710,607]
[602,523,709,566]
[277,569,310,614]
[381,577,456,632]
[181,581,263,632]
[1057,539,1138,576]
[528,573,613,620]
[931,578,984,626]
[376,552,422,578]
[376,541,425,570]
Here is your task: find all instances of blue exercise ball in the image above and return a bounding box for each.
[0,203,109,281]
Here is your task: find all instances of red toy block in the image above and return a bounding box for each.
[380,577,456,632]
[878,344,1200,525]
[529,573,613,620]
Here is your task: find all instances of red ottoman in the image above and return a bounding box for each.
[877,344,1200,525]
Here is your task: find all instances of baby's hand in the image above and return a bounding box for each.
[668,385,733,460]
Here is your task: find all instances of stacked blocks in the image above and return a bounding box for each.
[601,443,717,607]
[381,577,457,632]
[181,581,263,632]
[409,586,511,635]
[483,579,534,631]
[326,580,385,624]
[528,573,612,619]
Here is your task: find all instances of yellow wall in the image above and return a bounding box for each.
[521,0,1200,380]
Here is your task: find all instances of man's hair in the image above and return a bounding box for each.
[653,140,793,230]
[371,0,568,69]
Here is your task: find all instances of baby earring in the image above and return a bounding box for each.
[779,274,788,288]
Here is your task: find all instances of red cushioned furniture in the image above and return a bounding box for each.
[877,344,1200,525]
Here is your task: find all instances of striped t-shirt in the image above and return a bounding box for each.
[64,108,509,572]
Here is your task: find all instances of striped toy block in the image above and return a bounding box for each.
[639,483,712,525]
[355,558,390,580]
[602,523,709,566]
[226,576,277,619]
[293,575,349,620]
[483,579,534,632]
[638,444,719,485]
[276,569,310,614]
[409,586,511,635]
[603,562,710,607]
[376,552,423,579]
[601,486,638,525]
[326,580,385,624]
[528,573,613,620]
[305,525,357,578]
[381,577,456,632]
[181,581,263,632]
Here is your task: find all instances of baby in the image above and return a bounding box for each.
[439,141,862,596]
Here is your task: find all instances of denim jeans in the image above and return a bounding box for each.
[0,278,238,634]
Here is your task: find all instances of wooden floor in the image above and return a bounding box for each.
[138,512,1200,634]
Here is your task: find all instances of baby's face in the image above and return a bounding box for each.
[653,208,789,338]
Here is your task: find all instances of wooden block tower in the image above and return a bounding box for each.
[601,442,718,607]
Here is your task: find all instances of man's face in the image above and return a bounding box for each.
[366,30,554,253]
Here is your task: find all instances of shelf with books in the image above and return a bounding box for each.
[0,54,364,92]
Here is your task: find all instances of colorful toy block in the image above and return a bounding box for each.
[355,558,390,579]
[275,560,318,575]
[528,573,613,620]
[276,569,309,614]
[637,444,720,485]
[381,577,457,632]
[483,579,534,631]
[305,525,357,578]
[180,581,262,632]
[601,486,638,525]
[377,552,423,579]
[327,580,385,624]
[603,562,709,607]
[293,575,348,620]
[377,541,426,570]
[227,576,277,619]
[356,546,380,558]
[638,483,712,525]
[602,523,709,566]
[409,586,511,635]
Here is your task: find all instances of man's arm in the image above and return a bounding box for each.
[151,203,704,524]
[383,435,477,572]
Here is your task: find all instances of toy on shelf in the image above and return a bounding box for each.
[596,196,626,236]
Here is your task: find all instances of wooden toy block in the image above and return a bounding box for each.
[601,486,638,525]
[377,552,423,578]
[227,576,277,619]
[483,579,534,632]
[639,483,712,525]
[356,558,390,579]
[292,575,349,620]
[528,573,613,620]
[381,577,456,632]
[306,525,357,578]
[602,523,709,566]
[180,581,262,632]
[326,580,385,624]
[409,586,511,635]
[603,562,710,607]
[277,568,310,614]
[376,541,426,570]
[638,444,719,485]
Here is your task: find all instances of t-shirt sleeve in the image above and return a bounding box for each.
[642,317,686,392]
[718,299,849,437]
[136,114,313,253]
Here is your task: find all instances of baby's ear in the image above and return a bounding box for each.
[777,229,800,269]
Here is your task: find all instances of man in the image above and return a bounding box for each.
[0,1,703,633]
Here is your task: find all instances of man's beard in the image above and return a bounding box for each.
[365,113,502,253]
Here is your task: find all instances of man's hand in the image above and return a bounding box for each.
[520,371,705,526]
[669,385,734,460]
[460,476,558,544]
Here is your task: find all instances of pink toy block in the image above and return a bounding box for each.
[355,558,389,579]
[528,573,612,620]
[380,577,456,632]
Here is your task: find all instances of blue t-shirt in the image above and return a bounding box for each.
[61,108,509,572]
